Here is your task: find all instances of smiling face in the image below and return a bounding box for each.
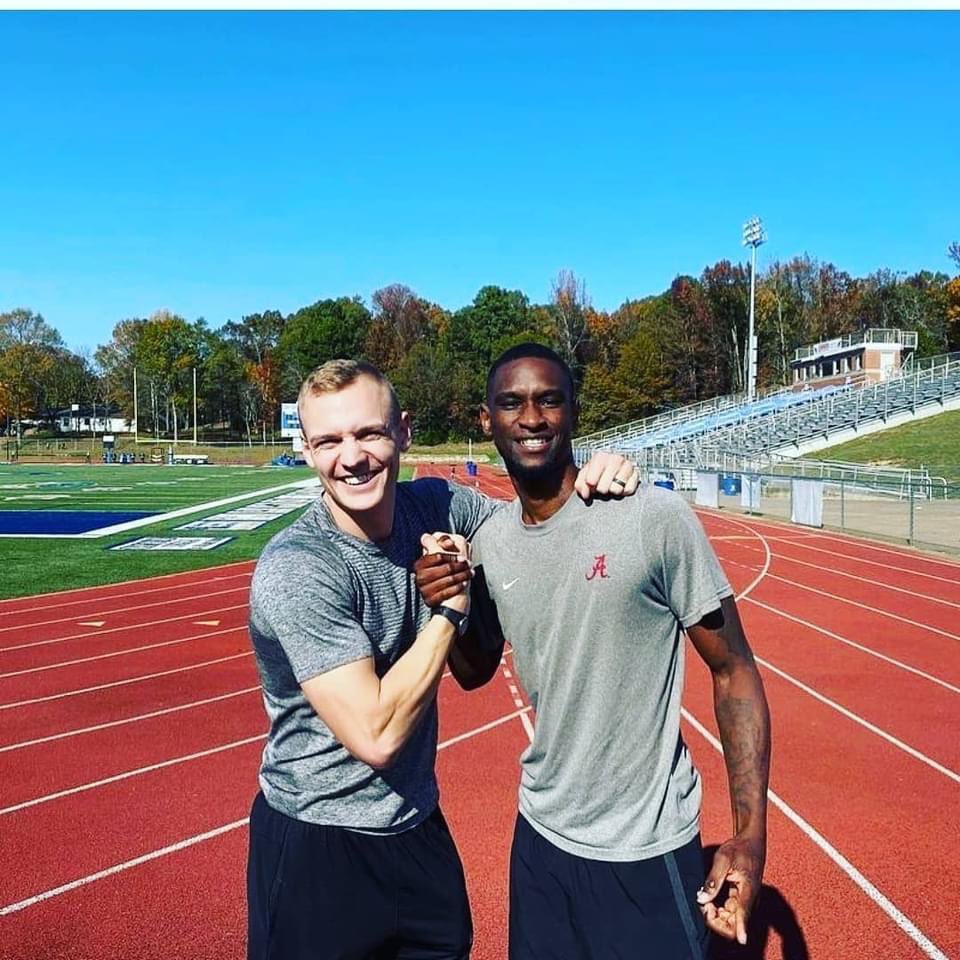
[299,374,411,541]
[481,356,578,485]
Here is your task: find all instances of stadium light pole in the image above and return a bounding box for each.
[742,216,766,402]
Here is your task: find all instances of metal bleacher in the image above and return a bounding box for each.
[574,352,960,480]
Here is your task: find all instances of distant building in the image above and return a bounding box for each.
[55,405,135,434]
[790,328,917,390]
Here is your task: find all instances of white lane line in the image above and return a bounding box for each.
[517,708,535,739]
[0,703,529,917]
[437,706,531,751]
[499,650,535,740]
[754,532,960,584]
[0,568,252,617]
[0,652,252,711]
[750,570,960,643]
[681,709,950,960]
[707,510,960,572]
[0,626,246,680]
[755,655,959,783]
[725,537,960,611]
[744,596,960,695]
[0,735,267,816]
[0,687,262,753]
[0,818,252,917]
[0,584,249,635]
[0,603,249,654]
[710,514,771,602]
[718,519,959,779]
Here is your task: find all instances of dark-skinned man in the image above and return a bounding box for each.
[416,343,771,960]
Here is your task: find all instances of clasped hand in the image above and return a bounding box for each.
[415,532,473,615]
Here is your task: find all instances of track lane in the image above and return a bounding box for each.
[716,534,960,632]
[684,637,959,955]
[3,467,957,960]
[0,658,260,746]
[0,627,251,703]
[0,562,255,615]
[687,718,943,960]
[0,692,265,811]
[0,582,250,653]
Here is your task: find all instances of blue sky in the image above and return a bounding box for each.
[1,11,957,354]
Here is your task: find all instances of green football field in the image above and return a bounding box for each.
[0,464,414,600]
[0,463,316,512]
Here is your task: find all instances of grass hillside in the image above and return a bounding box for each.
[813,410,960,484]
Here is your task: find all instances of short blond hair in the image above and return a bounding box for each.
[297,359,401,426]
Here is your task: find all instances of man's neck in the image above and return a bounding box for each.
[323,492,396,543]
[512,461,579,525]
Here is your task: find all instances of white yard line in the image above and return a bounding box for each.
[0,477,319,540]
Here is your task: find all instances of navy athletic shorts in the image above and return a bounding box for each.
[509,813,709,960]
[247,792,472,960]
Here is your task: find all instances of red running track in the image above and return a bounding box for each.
[0,464,957,959]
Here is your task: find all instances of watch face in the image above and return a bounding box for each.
[439,606,468,635]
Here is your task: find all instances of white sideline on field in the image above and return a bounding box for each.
[0,477,320,540]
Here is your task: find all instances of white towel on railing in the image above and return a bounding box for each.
[696,472,719,508]
[791,478,824,527]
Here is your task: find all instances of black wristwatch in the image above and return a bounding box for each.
[433,604,469,637]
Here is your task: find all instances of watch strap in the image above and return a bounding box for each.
[433,604,468,636]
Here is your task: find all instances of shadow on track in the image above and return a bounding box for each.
[703,844,809,960]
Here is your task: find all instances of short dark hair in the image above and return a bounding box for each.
[485,343,576,402]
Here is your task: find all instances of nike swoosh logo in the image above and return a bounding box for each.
[502,578,520,590]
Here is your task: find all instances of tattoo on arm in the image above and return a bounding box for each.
[690,598,771,839]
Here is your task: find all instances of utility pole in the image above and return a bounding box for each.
[193,367,198,446]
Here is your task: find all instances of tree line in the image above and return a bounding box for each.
[3,247,960,444]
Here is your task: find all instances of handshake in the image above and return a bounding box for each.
[414,532,473,617]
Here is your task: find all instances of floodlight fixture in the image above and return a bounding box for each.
[742,217,766,248]
[741,216,766,402]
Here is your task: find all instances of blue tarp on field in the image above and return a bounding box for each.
[0,511,157,535]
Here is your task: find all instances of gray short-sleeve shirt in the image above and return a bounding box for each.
[249,478,499,832]
[471,484,732,861]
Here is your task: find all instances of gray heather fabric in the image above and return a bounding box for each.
[249,477,499,832]
[471,484,732,861]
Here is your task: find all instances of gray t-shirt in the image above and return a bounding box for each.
[249,478,499,832]
[472,484,732,861]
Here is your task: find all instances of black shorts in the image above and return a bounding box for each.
[247,792,472,960]
[509,813,708,960]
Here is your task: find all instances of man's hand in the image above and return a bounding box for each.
[697,834,766,945]
[574,451,640,500]
[415,533,472,613]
